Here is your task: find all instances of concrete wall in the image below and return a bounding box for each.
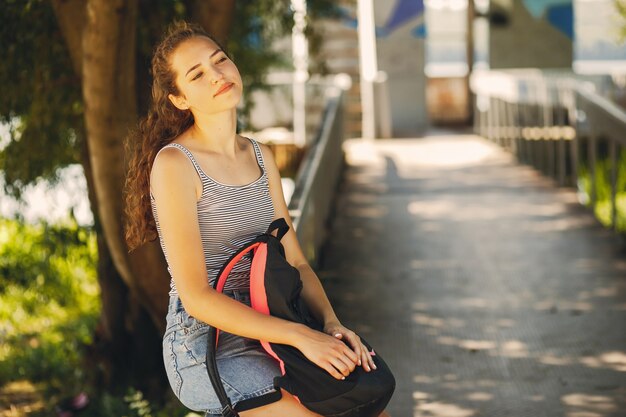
[373,1,428,136]
[489,0,573,69]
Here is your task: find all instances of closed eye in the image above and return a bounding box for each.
[217,56,228,63]
[192,72,203,81]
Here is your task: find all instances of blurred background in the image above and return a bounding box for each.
[1,0,626,416]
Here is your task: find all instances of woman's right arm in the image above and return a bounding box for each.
[150,148,358,379]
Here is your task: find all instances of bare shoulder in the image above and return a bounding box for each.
[256,141,278,173]
[150,146,198,198]
[150,146,188,183]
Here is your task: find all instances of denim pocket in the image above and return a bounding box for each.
[181,321,211,366]
[177,306,208,336]
[163,331,183,398]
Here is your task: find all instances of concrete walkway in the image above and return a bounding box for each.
[317,131,626,417]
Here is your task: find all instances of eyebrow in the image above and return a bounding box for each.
[185,49,224,77]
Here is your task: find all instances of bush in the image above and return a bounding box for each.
[0,216,99,393]
[0,217,195,415]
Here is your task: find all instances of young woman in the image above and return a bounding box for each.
[124,21,391,416]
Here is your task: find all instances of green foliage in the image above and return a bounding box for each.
[23,386,199,417]
[615,0,626,43]
[0,0,341,199]
[578,147,626,232]
[77,387,192,417]
[0,0,84,199]
[0,217,99,392]
[0,1,343,412]
[0,216,200,414]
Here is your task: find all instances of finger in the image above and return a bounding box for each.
[330,331,359,364]
[338,351,357,372]
[342,333,362,364]
[329,356,352,377]
[343,344,359,365]
[360,348,371,371]
[365,344,377,370]
[323,361,346,380]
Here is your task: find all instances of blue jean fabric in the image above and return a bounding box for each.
[162,289,282,415]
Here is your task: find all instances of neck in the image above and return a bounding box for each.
[188,107,239,158]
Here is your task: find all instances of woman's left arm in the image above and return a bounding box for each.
[260,142,376,372]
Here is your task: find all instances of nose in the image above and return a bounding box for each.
[211,71,224,84]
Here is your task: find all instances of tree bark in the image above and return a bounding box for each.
[81,0,170,328]
[81,0,137,284]
[189,0,236,45]
[77,71,165,395]
[50,0,86,77]
[52,0,169,394]
[77,123,130,388]
[50,0,237,395]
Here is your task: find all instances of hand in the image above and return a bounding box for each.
[292,325,360,380]
[323,321,377,373]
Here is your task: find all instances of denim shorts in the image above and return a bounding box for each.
[162,289,283,415]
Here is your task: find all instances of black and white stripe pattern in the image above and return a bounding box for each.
[150,137,275,295]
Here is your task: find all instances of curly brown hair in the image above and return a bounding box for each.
[123,21,230,253]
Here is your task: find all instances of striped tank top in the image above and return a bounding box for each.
[149,137,275,295]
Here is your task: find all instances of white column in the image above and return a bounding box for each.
[292,0,309,147]
[357,0,378,140]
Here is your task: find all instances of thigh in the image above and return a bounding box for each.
[163,292,283,415]
[237,388,323,417]
[178,328,282,413]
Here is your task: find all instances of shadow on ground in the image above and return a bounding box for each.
[318,133,626,417]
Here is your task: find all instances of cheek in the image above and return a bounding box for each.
[226,63,242,82]
[184,80,212,102]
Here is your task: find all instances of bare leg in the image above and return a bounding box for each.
[240,388,391,417]
[239,388,323,417]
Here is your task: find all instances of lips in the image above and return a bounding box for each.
[214,82,234,97]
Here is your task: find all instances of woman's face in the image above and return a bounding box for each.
[168,36,243,115]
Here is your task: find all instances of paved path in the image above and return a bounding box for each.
[317,132,626,417]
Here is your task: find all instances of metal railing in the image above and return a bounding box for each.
[471,69,626,236]
[288,79,348,266]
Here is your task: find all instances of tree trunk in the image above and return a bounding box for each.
[81,0,171,326]
[77,109,166,395]
[53,0,169,394]
[50,0,86,77]
[51,0,236,396]
[188,0,236,46]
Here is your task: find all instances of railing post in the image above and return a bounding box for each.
[566,86,579,188]
[514,101,522,160]
[473,93,479,135]
[610,140,618,231]
[503,98,508,149]
[523,102,532,165]
[541,138,548,176]
[497,97,504,147]
[492,97,498,145]
[558,136,566,186]
[570,132,579,189]
[556,82,566,187]
[479,97,486,138]
[506,99,516,154]
[484,95,490,140]
[488,96,495,143]
[482,96,488,139]
[589,134,597,210]
[547,136,555,180]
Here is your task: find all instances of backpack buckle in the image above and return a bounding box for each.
[220,403,239,417]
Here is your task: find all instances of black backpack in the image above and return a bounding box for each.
[206,218,395,417]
